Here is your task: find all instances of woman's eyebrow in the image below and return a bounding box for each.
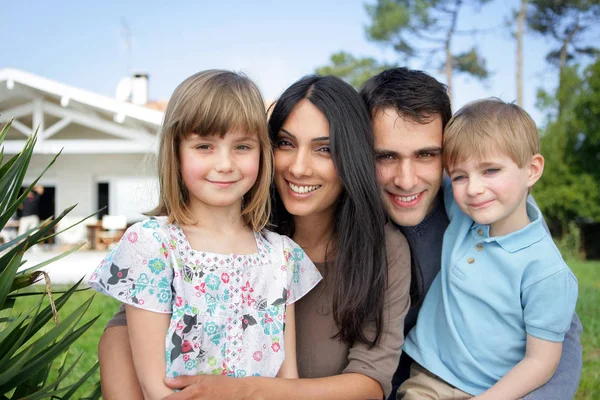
[280,129,329,143]
[280,128,296,139]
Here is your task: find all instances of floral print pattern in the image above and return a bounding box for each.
[88,216,321,378]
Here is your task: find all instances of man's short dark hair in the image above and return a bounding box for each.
[360,67,452,129]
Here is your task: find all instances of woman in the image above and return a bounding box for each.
[98,75,411,400]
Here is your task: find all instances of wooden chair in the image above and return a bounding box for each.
[97,215,127,250]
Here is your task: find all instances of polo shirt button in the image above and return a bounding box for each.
[467,257,475,264]
[477,229,483,236]
[476,243,484,252]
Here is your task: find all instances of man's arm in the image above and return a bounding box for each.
[522,313,583,400]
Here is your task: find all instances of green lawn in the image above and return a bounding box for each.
[5,260,600,399]
[570,260,600,399]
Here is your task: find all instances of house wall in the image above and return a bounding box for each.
[24,153,158,222]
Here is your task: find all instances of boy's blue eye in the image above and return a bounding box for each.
[452,175,466,182]
[485,168,500,175]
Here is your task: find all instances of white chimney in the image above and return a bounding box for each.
[131,72,149,105]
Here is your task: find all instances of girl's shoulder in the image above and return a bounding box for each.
[124,216,173,242]
[258,229,301,252]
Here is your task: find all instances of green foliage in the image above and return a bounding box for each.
[527,0,600,69]
[535,58,600,247]
[453,47,489,78]
[11,289,121,399]
[555,221,585,260]
[0,120,101,399]
[363,0,490,78]
[315,51,397,89]
[572,58,600,183]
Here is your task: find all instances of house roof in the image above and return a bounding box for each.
[0,68,164,126]
[0,68,165,154]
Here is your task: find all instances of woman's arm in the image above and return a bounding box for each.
[98,325,144,400]
[276,304,299,379]
[475,336,562,400]
[126,305,173,400]
[163,373,382,400]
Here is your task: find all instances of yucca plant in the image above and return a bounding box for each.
[0,119,101,399]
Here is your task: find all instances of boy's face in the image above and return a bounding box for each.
[373,108,444,227]
[447,152,543,236]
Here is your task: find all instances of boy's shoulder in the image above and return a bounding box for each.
[520,232,573,282]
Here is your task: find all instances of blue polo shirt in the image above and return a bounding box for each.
[403,179,578,396]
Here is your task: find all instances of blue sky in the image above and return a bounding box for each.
[4,1,592,125]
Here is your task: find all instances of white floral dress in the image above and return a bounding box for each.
[88,216,322,378]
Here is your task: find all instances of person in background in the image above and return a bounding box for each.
[18,185,44,249]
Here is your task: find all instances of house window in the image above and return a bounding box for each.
[98,182,109,218]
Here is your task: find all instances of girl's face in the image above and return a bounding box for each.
[179,130,260,213]
[273,99,343,219]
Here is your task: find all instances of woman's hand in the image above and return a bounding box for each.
[162,375,264,400]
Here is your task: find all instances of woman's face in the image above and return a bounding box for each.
[273,99,343,219]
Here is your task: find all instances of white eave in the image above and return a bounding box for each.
[0,68,163,126]
[0,68,164,154]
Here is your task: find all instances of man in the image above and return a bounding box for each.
[359,67,583,399]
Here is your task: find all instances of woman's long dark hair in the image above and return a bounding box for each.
[269,75,388,347]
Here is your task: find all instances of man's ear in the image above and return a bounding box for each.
[527,153,545,187]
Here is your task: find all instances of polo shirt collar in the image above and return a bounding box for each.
[470,201,546,253]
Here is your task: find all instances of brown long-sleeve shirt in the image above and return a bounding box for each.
[295,224,412,398]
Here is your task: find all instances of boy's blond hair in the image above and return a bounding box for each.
[148,69,272,231]
[442,98,540,169]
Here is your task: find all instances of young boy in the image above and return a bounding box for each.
[399,98,578,400]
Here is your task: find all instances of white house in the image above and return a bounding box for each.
[0,68,165,244]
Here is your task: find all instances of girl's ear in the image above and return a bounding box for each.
[527,153,545,188]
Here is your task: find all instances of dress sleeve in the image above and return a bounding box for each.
[522,268,578,341]
[88,219,173,313]
[342,225,412,399]
[281,236,322,305]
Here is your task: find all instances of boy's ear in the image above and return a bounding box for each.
[527,153,545,187]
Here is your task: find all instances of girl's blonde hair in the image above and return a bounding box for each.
[148,70,272,231]
[443,98,540,169]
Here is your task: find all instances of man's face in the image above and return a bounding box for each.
[373,108,444,227]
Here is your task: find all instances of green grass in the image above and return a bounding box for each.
[4,261,600,399]
[570,260,600,399]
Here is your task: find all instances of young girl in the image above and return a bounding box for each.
[88,70,322,399]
